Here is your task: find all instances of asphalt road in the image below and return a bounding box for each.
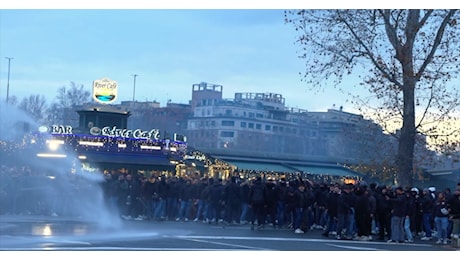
[0,215,458,252]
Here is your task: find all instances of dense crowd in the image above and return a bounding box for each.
[1,165,460,246]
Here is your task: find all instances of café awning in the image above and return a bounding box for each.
[225,160,296,173]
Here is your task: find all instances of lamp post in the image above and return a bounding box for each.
[132,74,138,102]
[5,57,13,104]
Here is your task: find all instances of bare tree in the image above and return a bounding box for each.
[46,82,91,124]
[18,94,48,124]
[285,9,460,186]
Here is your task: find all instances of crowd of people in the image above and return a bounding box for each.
[100,170,460,245]
[1,164,460,246]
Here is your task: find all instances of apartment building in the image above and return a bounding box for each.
[185,82,394,178]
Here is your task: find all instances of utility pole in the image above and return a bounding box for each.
[5,57,13,104]
[132,74,138,102]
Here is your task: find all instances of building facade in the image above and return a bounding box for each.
[186,82,394,167]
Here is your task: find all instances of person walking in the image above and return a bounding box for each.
[293,181,309,234]
[275,178,288,228]
[248,176,267,230]
[336,184,355,240]
[224,176,242,225]
[354,185,371,241]
[375,185,392,241]
[322,184,339,237]
[387,186,407,243]
[420,188,435,241]
[239,180,251,224]
[403,188,417,242]
[447,183,460,239]
[433,192,450,244]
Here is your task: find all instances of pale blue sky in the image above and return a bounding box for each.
[0,8,364,112]
[1,2,453,112]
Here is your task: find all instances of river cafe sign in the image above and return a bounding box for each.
[39,125,187,142]
[92,78,118,104]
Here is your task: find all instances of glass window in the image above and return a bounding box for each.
[221,120,235,126]
[220,131,234,137]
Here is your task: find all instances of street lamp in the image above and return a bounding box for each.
[5,57,13,104]
[132,74,138,102]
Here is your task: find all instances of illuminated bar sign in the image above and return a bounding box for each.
[92,78,118,104]
[92,126,160,140]
[41,124,186,142]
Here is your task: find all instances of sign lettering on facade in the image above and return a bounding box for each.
[42,124,186,143]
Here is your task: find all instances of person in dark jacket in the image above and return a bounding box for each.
[322,184,340,237]
[354,185,371,240]
[208,178,225,224]
[224,176,242,225]
[285,180,298,229]
[312,183,329,229]
[447,184,460,239]
[275,178,288,228]
[375,186,392,241]
[176,178,193,221]
[433,192,450,244]
[293,181,309,234]
[239,180,251,224]
[153,176,168,221]
[403,188,417,242]
[336,184,355,240]
[265,178,278,228]
[420,188,435,240]
[248,176,267,230]
[387,186,407,243]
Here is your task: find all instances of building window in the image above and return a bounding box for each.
[248,123,254,129]
[256,124,261,130]
[221,120,235,126]
[249,112,255,118]
[241,122,247,128]
[220,131,234,137]
[265,125,271,131]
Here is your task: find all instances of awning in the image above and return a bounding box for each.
[226,160,296,172]
[290,165,361,177]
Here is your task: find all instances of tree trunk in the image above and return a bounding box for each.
[396,83,416,187]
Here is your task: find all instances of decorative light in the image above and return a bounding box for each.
[78,141,104,147]
[37,153,67,158]
[46,139,64,151]
[140,145,161,150]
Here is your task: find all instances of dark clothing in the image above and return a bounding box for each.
[447,194,460,219]
[337,191,355,215]
[389,193,407,217]
[249,180,267,227]
[375,191,392,240]
[224,180,242,223]
[355,191,371,237]
[433,200,449,218]
[420,194,435,214]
